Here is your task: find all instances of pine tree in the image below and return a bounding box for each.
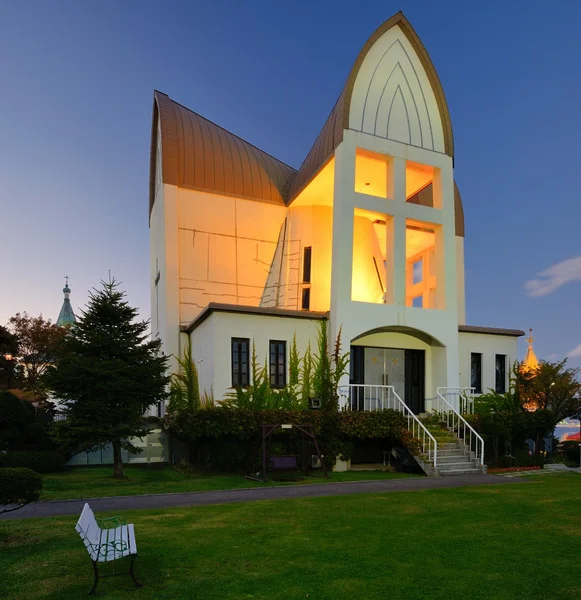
[45,279,169,478]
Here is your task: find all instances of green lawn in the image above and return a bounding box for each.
[40,466,417,501]
[1,473,580,599]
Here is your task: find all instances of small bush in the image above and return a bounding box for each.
[0,451,65,473]
[560,441,581,467]
[164,407,412,472]
[0,468,42,506]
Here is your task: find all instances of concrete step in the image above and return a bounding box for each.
[438,455,470,464]
[439,468,483,476]
[439,443,461,450]
[438,449,466,456]
[438,461,476,470]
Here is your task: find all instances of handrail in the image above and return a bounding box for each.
[435,387,484,466]
[338,384,438,467]
[437,387,475,414]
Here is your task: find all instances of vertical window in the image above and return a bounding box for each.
[470,353,482,394]
[302,247,312,283]
[495,354,506,394]
[412,259,423,285]
[301,287,311,310]
[231,338,250,387]
[269,340,287,388]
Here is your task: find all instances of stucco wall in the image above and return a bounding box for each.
[177,188,286,326]
[189,312,323,402]
[458,332,519,394]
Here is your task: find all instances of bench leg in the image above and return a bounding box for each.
[129,555,143,588]
[88,561,99,595]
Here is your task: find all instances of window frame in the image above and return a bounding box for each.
[495,354,507,394]
[301,287,311,310]
[269,340,287,389]
[470,353,482,394]
[302,246,312,284]
[231,337,250,388]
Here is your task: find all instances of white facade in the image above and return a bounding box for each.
[149,13,523,411]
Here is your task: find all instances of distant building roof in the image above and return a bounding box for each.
[56,277,76,328]
[521,329,540,372]
[458,325,525,337]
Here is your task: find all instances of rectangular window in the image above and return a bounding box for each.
[470,353,482,394]
[495,354,506,394]
[269,340,287,389]
[301,287,311,310]
[302,247,312,283]
[412,259,423,285]
[412,296,423,308]
[231,338,250,387]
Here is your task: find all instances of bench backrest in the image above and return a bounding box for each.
[76,503,101,556]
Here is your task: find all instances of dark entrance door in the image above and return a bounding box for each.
[405,350,425,414]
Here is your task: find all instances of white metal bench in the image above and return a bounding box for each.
[75,503,142,594]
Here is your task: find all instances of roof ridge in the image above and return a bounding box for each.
[157,91,297,173]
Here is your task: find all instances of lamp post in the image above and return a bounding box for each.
[3,353,14,389]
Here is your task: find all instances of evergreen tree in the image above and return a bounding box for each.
[45,279,169,478]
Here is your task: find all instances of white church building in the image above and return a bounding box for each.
[149,12,524,415]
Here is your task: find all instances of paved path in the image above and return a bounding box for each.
[0,475,528,521]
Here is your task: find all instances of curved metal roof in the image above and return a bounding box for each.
[286,11,454,202]
[149,91,296,213]
[148,12,464,237]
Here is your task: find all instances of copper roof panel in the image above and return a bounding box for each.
[150,91,295,211]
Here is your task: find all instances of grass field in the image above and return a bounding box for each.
[40,466,417,501]
[1,473,580,599]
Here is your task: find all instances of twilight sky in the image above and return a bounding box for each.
[1,1,581,364]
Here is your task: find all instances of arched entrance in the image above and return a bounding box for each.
[349,326,445,414]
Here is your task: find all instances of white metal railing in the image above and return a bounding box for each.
[339,384,438,467]
[436,387,475,414]
[435,387,484,466]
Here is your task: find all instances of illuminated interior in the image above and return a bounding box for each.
[352,208,388,303]
[406,219,437,308]
[354,149,392,198]
[351,209,441,308]
[291,158,335,207]
[406,161,434,200]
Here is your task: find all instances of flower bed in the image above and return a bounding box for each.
[488,466,542,474]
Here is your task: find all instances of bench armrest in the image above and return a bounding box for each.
[97,516,127,529]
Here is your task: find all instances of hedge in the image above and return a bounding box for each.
[164,408,415,471]
[0,451,65,473]
[0,468,42,506]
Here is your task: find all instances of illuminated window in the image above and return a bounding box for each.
[354,149,392,199]
[412,259,423,285]
[352,208,388,304]
[406,161,434,199]
[406,220,438,308]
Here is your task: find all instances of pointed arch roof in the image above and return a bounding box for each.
[287,11,454,202]
[148,12,464,235]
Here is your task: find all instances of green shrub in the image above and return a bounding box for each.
[0,451,65,473]
[164,407,411,471]
[0,468,42,506]
[561,441,581,467]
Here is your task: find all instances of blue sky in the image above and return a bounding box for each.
[1,1,581,364]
